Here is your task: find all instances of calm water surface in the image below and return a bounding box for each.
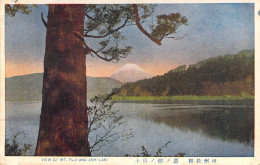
[5,101,254,156]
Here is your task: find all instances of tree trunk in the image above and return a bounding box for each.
[35,4,91,156]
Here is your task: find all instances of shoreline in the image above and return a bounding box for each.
[112,100,254,105]
[111,96,254,105]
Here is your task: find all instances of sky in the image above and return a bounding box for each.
[5,3,254,78]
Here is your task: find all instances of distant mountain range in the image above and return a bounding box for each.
[6,50,254,101]
[110,63,153,83]
[5,73,123,102]
[116,50,254,97]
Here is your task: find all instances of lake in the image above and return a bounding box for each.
[5,101,254,157]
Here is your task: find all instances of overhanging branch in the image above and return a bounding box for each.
[132,4,162,46]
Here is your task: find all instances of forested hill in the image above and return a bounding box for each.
[115,50,254,97]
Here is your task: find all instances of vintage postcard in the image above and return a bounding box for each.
[0,0,259,164]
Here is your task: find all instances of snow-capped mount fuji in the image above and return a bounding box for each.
[110,63,154,83]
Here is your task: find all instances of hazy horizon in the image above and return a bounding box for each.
[5,49,254,79]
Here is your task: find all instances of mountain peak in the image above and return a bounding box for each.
[110,63,153,83]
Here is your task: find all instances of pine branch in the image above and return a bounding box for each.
[132,4,162,46]
[83,16,129,38]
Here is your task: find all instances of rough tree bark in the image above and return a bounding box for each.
[35,4,91,156]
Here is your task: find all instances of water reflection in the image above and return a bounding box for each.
[135,104,254,146]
